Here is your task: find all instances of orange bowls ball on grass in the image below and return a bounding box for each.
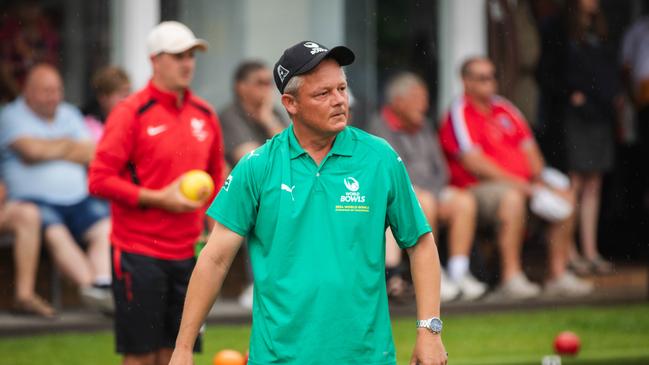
[213,349,245,365]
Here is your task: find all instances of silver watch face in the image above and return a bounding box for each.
[429,318,443,333]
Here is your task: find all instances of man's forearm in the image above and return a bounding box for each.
[407,233,441,319]
[62,140,95,164]
[175,227,241,350]
[259,114,285,136]
[522,142,545,180]
[175,254,226,350]
[138,188,164,209]
[11,138,73,163]
[461,152,528,186]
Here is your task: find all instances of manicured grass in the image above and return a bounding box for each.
[1,304,648,364]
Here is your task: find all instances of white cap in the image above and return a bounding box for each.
[146,21,208,56]
[530,187,573,222]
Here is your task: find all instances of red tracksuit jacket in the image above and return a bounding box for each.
[89,81,225,260]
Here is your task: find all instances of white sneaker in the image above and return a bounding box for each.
[238,284,254,310]
[455,274,488,301]
[80,284,114,314]
[488,272,541,301]
[440,270,460,302]
[544,272,594,298]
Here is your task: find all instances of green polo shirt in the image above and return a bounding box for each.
[207,125,431,365]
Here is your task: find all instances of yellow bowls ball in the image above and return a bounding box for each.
[180,170,214,201]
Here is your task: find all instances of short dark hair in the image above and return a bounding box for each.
[233,60,267,85]
[460,56,491,78]
[92,66,130,96]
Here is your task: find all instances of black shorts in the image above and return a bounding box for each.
[112,247,202,354]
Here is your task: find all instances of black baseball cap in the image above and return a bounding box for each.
[273,40,355,94]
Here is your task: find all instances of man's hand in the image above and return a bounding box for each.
[409,330,448,365]
[139,176,204,212]
[256,93,285,136]
[157,177,205,213]
[406,233,447,365]
[257,92,276,122]
[511,179,534,197]
[168,347,193,365]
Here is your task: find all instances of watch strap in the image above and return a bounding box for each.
[416,317,443,333]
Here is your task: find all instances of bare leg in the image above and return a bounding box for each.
[546,213,575,280]
[438,188,476,258]
[83,218,111,281]
[123,353,155,365]
[579,173,603,260]
[413,187,437,231]
[44,224,93,287]
[155,349,173,365]
[385,188,437,297]
[386,187,437,269]
[385,227,402,268]
[497,189,527,282]
[569,173,584,260]
[2,202,42,301]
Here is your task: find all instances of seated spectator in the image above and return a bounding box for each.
[82,66,131,142]
[1,178,54,318]
[439,56,593,299]
[0,63,112,310]
[368,72,486,302]
[220,60,289,165]
[219,60,289,308]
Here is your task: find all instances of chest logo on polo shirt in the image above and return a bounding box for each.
[147,124,167,136]
[191,118,208,142]
[497,114,515,133]
[343,177,359,192]
[336,176,369,213]
[281,183,295,201]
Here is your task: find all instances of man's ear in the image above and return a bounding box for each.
[281,94,298,116]
[150,55,158,73]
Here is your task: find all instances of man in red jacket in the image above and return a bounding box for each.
[88,21,224,365]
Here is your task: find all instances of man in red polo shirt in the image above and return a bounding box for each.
[88,21,224,365]
[439,56,592,300]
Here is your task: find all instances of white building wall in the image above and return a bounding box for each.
[111,0,160,90]
[437,0,487,117]
[178,0,345,110]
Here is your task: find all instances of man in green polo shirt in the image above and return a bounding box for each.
[170,41,448,365]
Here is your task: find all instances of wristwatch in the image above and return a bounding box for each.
[416,317,443,334]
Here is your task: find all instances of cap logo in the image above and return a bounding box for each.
[303,41,327,55]
[277,64,290,82]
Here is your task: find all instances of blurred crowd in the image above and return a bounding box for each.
[1,0,648,318]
